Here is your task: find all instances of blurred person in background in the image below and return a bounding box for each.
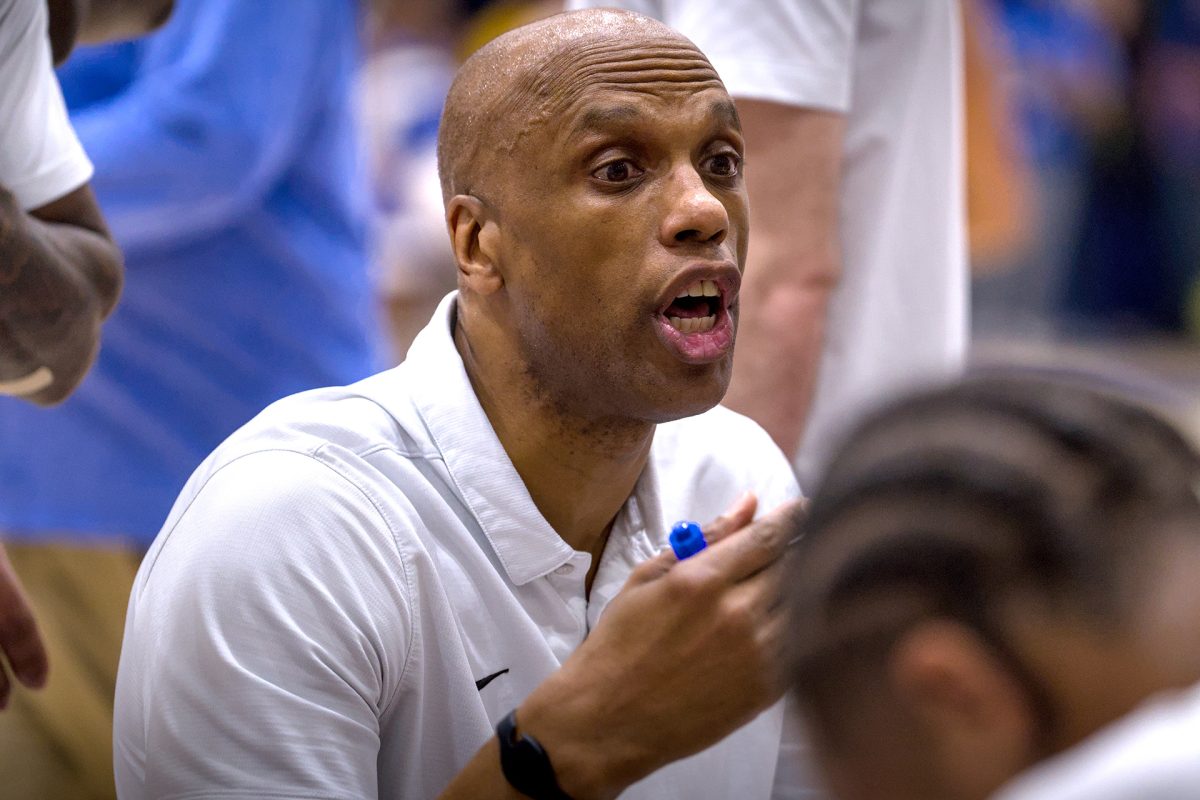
[962,0,1035,279]
[1139,0,1200,337]
[973,0,1127,336]
[0,0,169,762]
[785,373,1200,800]
[362,0,559,360]
[361,0,461,360]
[569,0,968,493]
[0,0,379,796]
[1062,0,1200,337]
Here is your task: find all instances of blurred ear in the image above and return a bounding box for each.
[889,621,1037,796]
[446,194,504,296]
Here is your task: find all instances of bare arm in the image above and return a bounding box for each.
[0,184,123,405]
[722,100,845,459]
[441,495,802,799]
[0,544,49,707]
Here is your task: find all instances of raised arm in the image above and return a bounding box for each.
[722,101,844,457]
[0,184,122,404]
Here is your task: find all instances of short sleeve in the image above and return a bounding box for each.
[568,0,861,112]
[0,0,93,209]
[115,450,413,800]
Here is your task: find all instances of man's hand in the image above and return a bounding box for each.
[0,184,123,405]
[0,544,48,709]
[515,493,805,799]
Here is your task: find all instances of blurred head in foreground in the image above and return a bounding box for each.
[785,374,1200,800]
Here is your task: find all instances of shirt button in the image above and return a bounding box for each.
[554,564,574,576]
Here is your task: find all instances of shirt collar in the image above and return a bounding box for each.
[400,293,576,585]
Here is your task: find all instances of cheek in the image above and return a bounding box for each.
[726,195,750,264]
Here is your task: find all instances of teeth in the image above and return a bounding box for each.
[676,279,721,299]
[667,314,717,334]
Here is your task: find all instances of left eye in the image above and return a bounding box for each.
[592,160,644,183]
[705,152,742,178]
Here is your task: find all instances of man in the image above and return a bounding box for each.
[568,0,968,489]
[784,374,1200,800]
[0,1,374,796]
[115,10,809,799]
[0,0,168,769]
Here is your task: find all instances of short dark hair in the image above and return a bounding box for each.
[784,373,1200,748]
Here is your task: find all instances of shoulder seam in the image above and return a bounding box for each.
[141,446,418,707]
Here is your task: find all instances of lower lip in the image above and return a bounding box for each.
[653,305,735,364]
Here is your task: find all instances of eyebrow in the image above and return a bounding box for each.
[569,98,743,141]
[709,99,742,133]
[571,104,643,137]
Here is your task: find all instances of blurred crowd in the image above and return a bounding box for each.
[969,0,1200,339]
[364,0,1200,350]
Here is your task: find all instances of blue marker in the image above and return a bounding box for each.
[669,520,707,560]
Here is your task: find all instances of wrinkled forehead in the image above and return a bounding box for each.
[523,35,728,124]
[439,12,735,200]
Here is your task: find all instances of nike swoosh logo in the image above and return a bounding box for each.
[475,668,509,691]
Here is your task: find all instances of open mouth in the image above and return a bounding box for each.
[662,279,722,334]
[653,275,737,364]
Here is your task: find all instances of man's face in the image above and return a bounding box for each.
[489,40,748,424]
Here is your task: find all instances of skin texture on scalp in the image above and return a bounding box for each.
[438,11,723,204]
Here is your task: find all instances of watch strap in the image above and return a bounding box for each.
[496,709,575,800]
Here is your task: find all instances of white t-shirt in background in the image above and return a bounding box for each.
[115,293,809,799]
[0,0,93,209]
[569,0,969,489]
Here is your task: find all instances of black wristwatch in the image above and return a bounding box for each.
[496,709,575,800]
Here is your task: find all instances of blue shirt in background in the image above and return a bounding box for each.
[0,0,382,547]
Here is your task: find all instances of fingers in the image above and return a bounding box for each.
[705,499,806,582]
[627,547,677,585]
[628,492,759,586]
[701,491,758,546]
[0,546,48,696]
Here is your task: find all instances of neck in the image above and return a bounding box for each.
[1015,542,1200,756]
[454,307,654,581]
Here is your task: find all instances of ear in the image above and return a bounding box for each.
[888,621,1038,796]
[446,194,504,296]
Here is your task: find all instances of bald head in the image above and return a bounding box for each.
[437,9,721,204]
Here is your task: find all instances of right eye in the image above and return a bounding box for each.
[592,159,644,184]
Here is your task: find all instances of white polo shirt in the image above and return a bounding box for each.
[0,0,93,209]
[114,293,807,799]
[567,0,968,489]
[992,682,1200,800]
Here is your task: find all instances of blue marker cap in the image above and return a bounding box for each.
[669,520,707,560]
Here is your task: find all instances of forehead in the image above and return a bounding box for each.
[528,35,736,141]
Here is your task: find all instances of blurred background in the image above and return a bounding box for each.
[48,0,1200,464]
[362,0,1200,427]
[964,0,1200,435]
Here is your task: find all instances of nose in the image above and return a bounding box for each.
[659,165,729,248]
